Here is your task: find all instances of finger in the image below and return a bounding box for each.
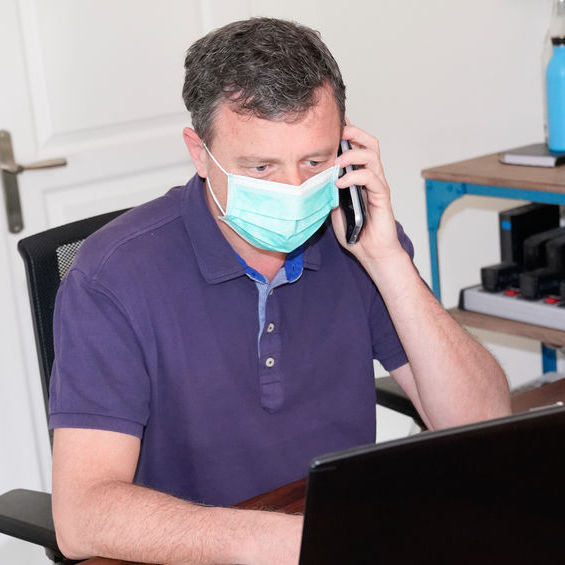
[336,147,387,185]
[341,125,380,156]
[336,169,389,196]
[336,147,380,172]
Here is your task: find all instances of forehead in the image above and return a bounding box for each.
[208,86,342,155]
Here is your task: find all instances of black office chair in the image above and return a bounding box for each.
[0,208,423,563]
[0,209,128,564]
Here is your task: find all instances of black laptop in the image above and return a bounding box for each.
[299,405,565,565]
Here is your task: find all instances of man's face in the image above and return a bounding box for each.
[203,85,342,215]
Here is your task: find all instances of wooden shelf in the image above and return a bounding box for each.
[422,152,565,193]
[448,307,565,348]
[423,152,565,368]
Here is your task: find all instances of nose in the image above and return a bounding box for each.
[281,166,305,187]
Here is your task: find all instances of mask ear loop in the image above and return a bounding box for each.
[202,142,228,216]
[205,178,227,217]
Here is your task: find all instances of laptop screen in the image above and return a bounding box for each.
[299,405,565,564]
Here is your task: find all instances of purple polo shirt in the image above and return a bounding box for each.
[49,175,412,507]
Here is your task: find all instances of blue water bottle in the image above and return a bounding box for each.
[547,36,565,152]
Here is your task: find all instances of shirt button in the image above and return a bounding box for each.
[266,357,275,368]
[266,322,275,333]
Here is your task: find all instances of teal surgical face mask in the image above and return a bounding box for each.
[203,144,339,253]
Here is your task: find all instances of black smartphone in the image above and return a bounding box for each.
[337,139,366,244]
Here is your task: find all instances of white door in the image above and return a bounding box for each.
[0,1,252,562]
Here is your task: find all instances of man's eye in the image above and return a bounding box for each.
[308,160,321,167]
[254,165,268,173]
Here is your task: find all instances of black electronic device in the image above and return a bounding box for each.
[499,203,560,265]
[546,232,565,272]
[520,267,563,299]
[337,139,365,244]
[520,233,565,299]
[299,405,565,565]
[523,226,565,270]
[480,262,521,292]
[480,203,560,292]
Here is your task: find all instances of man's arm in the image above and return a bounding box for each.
[52,428,302,565]
[332,124,511,429]
[382,260,511,429]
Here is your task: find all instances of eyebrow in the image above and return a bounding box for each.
[235,149,335,166]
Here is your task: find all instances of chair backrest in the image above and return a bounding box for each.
[17,209,129,430]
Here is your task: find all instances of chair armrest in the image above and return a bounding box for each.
[0,489,60,554]
[375,376,426,430]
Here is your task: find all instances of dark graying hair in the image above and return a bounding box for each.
[182,17,346,145]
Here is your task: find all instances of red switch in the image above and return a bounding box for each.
[544,296,561,304]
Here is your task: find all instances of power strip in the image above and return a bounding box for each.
[459,284,565,331]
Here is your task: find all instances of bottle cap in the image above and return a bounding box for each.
[551,36,565,45]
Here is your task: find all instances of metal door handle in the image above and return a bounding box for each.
[0,157,67,175]
[0,130,67,233]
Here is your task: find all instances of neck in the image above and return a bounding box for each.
[232,240,286,281]
[204,181,286,281]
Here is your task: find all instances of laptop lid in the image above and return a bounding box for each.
[299,405,565,565]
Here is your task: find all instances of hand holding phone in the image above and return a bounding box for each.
[337,139,366,244]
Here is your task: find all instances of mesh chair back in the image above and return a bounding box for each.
[17,209,129,427]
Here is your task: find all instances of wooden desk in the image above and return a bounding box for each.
[237,477,307,513]
[510,375,565,413]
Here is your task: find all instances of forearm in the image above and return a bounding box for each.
[366,251,511,429]
[55,479,301,564]
[332,123,510,428]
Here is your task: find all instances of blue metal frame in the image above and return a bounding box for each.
[542,343,558,373]
[425,178,565,372]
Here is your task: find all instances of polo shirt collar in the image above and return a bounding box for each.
[181,175,322,284]
[235,244,304,284]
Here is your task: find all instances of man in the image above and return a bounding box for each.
[50,17,510,565]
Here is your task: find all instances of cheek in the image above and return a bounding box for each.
[207,170,229,206]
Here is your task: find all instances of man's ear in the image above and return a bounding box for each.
[183,127,209,178]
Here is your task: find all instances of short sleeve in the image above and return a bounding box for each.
[49,268,150,438]
[370,222,414,371]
